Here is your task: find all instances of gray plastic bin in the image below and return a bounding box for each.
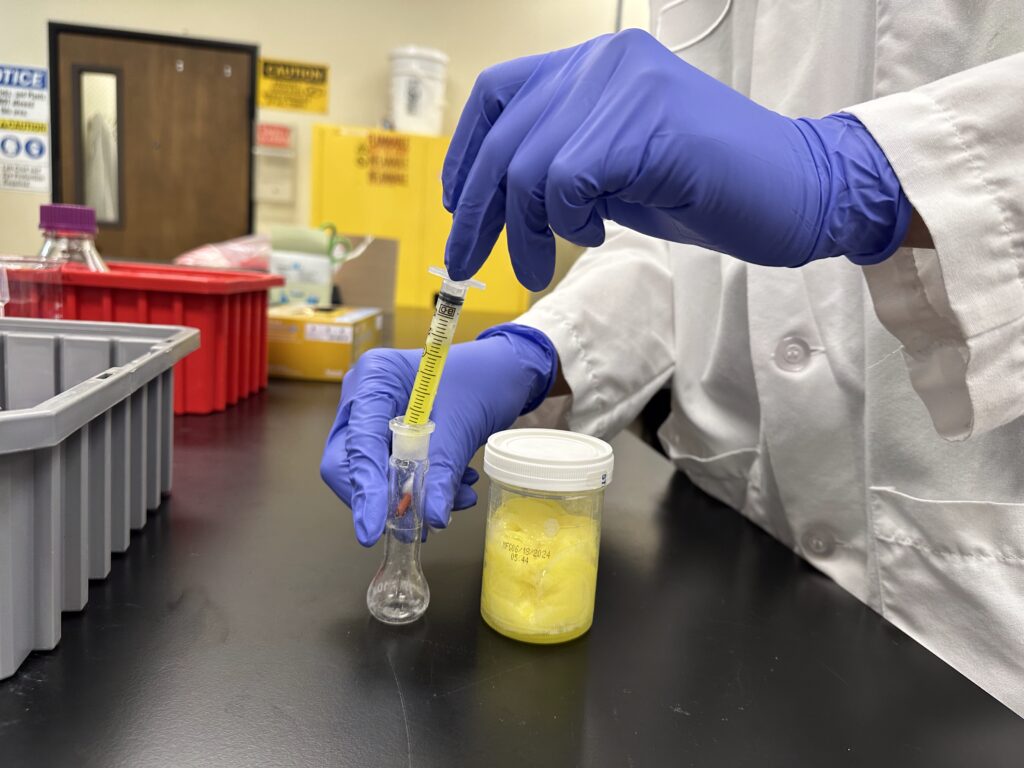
[0,318,199,679]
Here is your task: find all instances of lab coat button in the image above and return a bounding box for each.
[801,528,835,558]
[775,336,811,372]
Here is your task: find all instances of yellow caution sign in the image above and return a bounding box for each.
[258,58,328,114]
[0,118,46,133]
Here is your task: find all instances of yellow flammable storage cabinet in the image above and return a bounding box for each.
[310,126,530,316]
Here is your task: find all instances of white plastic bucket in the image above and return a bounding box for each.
[389,46,449,136]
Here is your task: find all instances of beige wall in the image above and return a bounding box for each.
[0,0,648,256]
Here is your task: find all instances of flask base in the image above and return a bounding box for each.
[367,587,429,625]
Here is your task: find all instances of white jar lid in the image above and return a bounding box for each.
[484,428,614,493]
[389,45,449,65]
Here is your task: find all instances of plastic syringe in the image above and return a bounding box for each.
[391,265,485,502]
[403,266,485,426]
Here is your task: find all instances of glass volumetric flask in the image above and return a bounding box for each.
[366,418,435,624]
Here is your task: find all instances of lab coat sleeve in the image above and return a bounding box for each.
[514,222,675,438]
[845,52,1024,440]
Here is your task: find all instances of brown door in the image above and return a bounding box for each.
[51,25,256,261]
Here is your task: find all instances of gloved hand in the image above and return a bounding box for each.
[320,324,558,546]
[443,29,911,290]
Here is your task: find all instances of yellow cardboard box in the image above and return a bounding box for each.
[268,305,382,381]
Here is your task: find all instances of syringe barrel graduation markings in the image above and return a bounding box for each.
[403,266,485,426]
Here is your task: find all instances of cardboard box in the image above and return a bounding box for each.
[267,305,382,381]
[334,236,399,343]
[268,234,400,325]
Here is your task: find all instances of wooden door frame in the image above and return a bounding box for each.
[48,22,259,233]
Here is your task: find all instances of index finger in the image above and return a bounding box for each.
[442,54,544,213]
[345,392,400,546]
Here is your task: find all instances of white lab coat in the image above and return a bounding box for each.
[518,0,1024,715]
[84,113,118,222]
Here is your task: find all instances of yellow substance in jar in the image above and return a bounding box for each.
[480,495,600,644]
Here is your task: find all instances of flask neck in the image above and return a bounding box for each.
[383,473,424,555]
[381,517,423,563]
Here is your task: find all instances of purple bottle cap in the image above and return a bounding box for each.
[39,204,97,234]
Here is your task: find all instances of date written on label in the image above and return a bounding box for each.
[502,540,551,564]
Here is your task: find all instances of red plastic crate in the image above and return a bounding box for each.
[57,262,283,415]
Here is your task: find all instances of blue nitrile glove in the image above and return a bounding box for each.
[442,29,911,290]
[320,324,557,546]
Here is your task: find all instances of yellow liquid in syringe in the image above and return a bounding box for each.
[403,295,462,426]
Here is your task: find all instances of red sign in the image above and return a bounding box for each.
[257,123,292,149]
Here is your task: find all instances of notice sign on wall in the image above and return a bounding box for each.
[0,64,50,193]
[256,123,293,149]
[258,59,328,114]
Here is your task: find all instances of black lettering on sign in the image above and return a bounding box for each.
[368,171,408,187]
[262,61,328,84]
[361,132,411,187]
[368,134,410,153]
